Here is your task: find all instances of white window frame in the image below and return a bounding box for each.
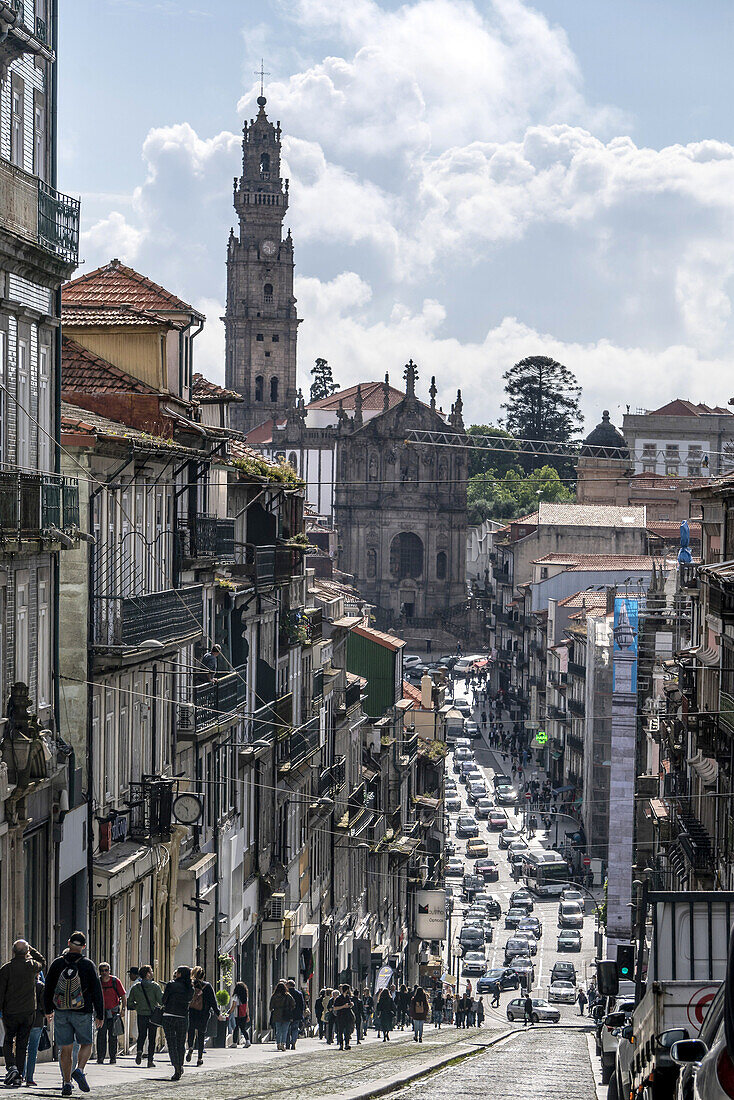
[15,571,29,685]
[17,333,30,469]
[37,566,50,707]
[38,340,51,471]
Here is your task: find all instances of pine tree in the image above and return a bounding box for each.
[310,357,338,402]
[501,356,582,473]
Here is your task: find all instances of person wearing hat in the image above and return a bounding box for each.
[44,933,104,1097]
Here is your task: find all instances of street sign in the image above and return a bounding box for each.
[583,856,591,867]
[525,793,532,800]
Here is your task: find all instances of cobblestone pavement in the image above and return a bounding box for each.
[29,1025,504,1100]
[394,1026,598,1100]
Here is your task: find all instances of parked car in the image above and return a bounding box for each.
[557,929,582,952]
[488,811,507,829]
[517,916,542,939]
[548,980,577,1005]
[499,828,521,849]
[475,797,494,819]
[445,857,464,877]
[456,816,479,838]
[475,859,499,882]
[466,838,489,859]
[507,998,560,1024]
[477,968,520,993]
[505,908,527,929]
[558,902,584,929]
[493,773,512,789]
[438,655,459,670]
[403,655,423,668]
[462,950,487,976]
[550,962,576,985]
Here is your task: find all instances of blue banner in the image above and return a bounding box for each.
[612,596,638,693]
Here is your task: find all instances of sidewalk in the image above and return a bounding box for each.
[29,1024,506,1100]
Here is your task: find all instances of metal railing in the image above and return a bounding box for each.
[568,661,586,678]
[93,584,203,648]
[177,667,246,736]
[38,180,80,264]
[287,716,321,768]
[0,469,79,540]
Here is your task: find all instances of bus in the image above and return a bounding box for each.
[521,850,570,896]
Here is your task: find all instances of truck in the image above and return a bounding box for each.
[613,891,733,1100]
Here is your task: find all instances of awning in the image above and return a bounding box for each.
[553,785,575,795]
[93,841,157,899]
[179,851,217,880]
[693,645,719,667]
[647,798,669,822]
[299,923,319,947]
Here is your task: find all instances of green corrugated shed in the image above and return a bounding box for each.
[347,628,399,718]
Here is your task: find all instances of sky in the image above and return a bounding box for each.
[60,0,734,430]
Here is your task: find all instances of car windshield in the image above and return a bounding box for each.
[553,982,574,990]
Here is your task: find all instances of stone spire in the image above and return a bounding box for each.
[429,375,437,412]
[354,383,363,428]
[383,373,391,413]
[403,359,418,400]
[449,389,464,429]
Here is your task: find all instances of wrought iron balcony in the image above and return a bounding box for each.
[177,514,236,562]
[0,469,79,542]
[318,754,346,797]
[547,704,567,722]
[567,733,584,755]
[568,698,585,717]
[280,607,321,649]
[708,578,734,620]
[177,666,246,738]
[37,181,80,265]
[282,716,321,770]
[568,661,586,678]
[126,776,175,844]
[93,584,203,648]
[669,798,714,872]
[232,543,276,585]
[312,667,323,701]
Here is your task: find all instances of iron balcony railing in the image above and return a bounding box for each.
[567,733,584,755]
[568,698,585,717]
[127,776,175,844]
[177,666,246,737]
[287,716,321,769]
[568,661,586,678]
[232,543,277,585]
[679,563,699,592]
[93,584,203,648]
[37,181,80,265]
[177,514,236,562]
[345,678,362,710]
[0,469,79,540]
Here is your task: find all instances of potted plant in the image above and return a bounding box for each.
[212,989,231,1048]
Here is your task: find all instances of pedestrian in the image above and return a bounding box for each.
[409,986,429,1042]
[375,988,396,1042]
[445,992,454,1023]
[44,931,104,1097]
[523,993,534,1027]
[454,993,465,1028]
[200,643,221,681]
[480,710,487,730]
[476,996,485,1027]
[229,981,251,1047]
[0,938,46,1088]
[126,963,162,1068]
[333,984,355,1050]
[466,995,476,1027]
[577,988,588,1016]
[490,980,500,1008]
[21,975,47,1088]
[362,988,374,1029]
[352,987,364,1043]
[325,990,336,1044]
[286,977,305,1050]
[96,962,126,1065]
[396,983,409,1030]
[269,980,294,1051]
[161,965,194,1081]
[185,966,219,1065]
[432,988,444,1028]
[315,988,326,1040]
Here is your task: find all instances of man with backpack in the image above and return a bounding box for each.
[44,932,104,1097]
[0,939,46,1088]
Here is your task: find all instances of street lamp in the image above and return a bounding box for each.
[451,944,462,987]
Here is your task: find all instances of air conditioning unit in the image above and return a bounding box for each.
[269,892,285,921]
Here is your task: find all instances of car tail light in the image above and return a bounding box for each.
[718,1049,734,1098]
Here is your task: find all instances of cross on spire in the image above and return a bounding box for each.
[254,59,270,98]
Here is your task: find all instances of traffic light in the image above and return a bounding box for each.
[596,960,619,997]
[617,944,635,981]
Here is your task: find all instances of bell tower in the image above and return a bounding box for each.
[225,90,300,434]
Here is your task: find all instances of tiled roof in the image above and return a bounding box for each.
[647,520,702,537]
[192,373,243,403]
[402,681,423,705]
[538,501,647,527]
[534,552,663,571]
[244,417,285,445]
[60,401,198,455]
[63,258,201,316]
[557,591,608,609]
[61,336,158,394]
[352,623,405,651]
[308,381,405,412]
[228,437,278,466]
[645,399,733,417]
[62,305,162,327]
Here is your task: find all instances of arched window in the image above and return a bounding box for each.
[260,152,270,178]
[254,375,264,402]
[366,548,377,578]
[264,282,273,304]
[288,452,298,472]
[389,532,423,579]
[436,551,447,580]
[270,376,279,402]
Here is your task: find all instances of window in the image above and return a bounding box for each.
[11,75,24,168]
[389,532,424,579]
[38,340,51,470]
[272,335,279,343]
[270,376,279,402]
[288,452,298,472]
[0,328,6,462]
[260,152,270,178]
[254,375,264,402]
[256,333,264,341]
[264,283,273,304]
[33,90,45,178]
[436,550,447,580]
[15,572,29,685]
[37,567,50,707]
[642,462,656,474]
[17,329,30,468]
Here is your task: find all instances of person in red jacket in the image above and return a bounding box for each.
[96,964,126,1064]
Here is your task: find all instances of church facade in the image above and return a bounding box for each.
[226,96,468,631]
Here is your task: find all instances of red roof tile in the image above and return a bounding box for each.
[62,305,162,327]
[63,258,201,316]
[308,381,405,412]
[645,399,733,417]
[192,373,243,403]
[61,336,158,394]
[244,417,285,445]
[402,681,423,704]
[352,624,405,651]
[60,401,197,455]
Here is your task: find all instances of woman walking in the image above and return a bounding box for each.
[229,981,251,1047]
[269,980,295,1051]
[375,987,396,1042]
[409,986,429,1043]
[186,966,219,1066]
[333,985,355,1050]
[162,966,194,1081]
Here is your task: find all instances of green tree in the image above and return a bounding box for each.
[466,463,573,526]
[466,424,520,478]
[501,355,583,473]
[310,357,339,401]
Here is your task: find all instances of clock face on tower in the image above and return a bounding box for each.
[261,239,277,258]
